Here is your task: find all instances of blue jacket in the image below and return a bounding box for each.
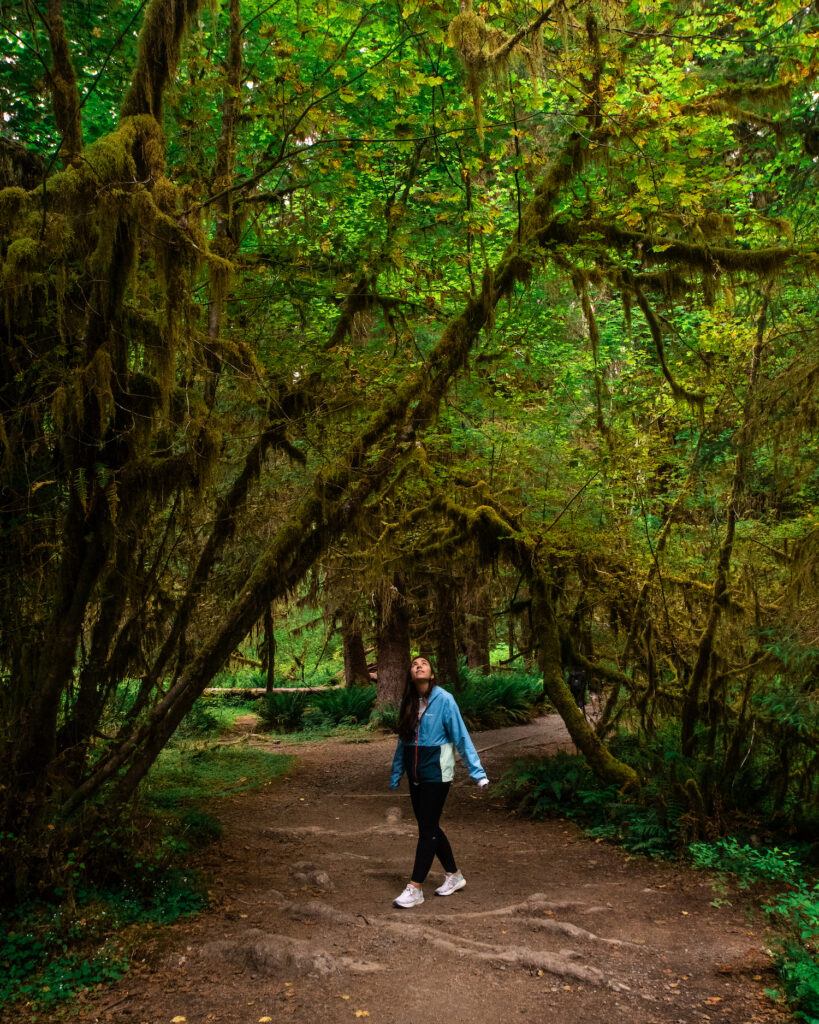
[389,686,487,787]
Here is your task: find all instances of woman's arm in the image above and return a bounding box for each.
[389,737,405,788]
[444,698,487,783]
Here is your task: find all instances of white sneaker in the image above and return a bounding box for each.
[435,871,466,896]
[393,884,424,908]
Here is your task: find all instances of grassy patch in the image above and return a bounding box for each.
[144,744,293,808]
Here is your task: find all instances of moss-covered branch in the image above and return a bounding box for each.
[121,0,203,119]
[40,0,83,164]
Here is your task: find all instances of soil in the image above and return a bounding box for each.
[79,717,788,1024]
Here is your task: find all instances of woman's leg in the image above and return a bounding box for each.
[409,782,457,884]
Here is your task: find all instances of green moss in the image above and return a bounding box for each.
[2,236,41,280]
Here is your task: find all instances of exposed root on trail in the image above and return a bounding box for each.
[440,892,589,916]
[199,929,382,977]
[276,898,618,987]
[429,893,629,946]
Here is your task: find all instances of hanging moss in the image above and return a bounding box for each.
[121,0,204,120]
[2,237,42,281]
[0,188,29,231]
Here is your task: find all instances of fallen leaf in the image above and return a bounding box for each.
[259,1018,273,1022]
[171,1018,187,1023]
[705,997,722,1005]
[340,995,350,1000]
[681,910,689,915]
[354,1013,370,1018]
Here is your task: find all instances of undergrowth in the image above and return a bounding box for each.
[449,670,547,730]
[256,671,546,735]
[2,745,292,1018]
[502,744,819,1022]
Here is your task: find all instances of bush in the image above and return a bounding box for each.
[177,697,221,737]
[500,752,681,857]
[257,690,310,732]
[689,838,800,887]
[451,671,546,730]
[305,686,376,727]
[765,881,819,1023]
[369,701,399,732]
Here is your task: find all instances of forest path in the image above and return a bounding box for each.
[82,718,785,1024]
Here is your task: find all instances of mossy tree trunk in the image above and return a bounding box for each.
[531,581,640,791]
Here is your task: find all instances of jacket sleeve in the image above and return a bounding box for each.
[390,738,405,788]
[444,697,487,783]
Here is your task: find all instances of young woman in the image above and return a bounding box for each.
[389,656,488,908]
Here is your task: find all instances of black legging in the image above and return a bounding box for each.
[409,781,457,883]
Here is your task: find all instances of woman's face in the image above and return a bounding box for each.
[410,657,432,682]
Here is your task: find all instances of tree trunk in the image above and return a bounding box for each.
[532,581,639,791]
[263,604,275,693]
[464,580,490,674]
[434,579,460,689]
[376,579,411,705]
[342,613,371,686]
[680,296,768,757]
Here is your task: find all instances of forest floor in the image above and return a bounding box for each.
[78,717,790,1024]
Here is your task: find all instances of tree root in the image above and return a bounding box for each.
[199,929,382,977]
[277,898,622,987]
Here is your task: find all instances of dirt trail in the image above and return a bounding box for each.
[82,718,785,1024]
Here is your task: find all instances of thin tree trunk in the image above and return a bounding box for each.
[263,604,275,693]
[532,581,639,791]
[680,295,768,756]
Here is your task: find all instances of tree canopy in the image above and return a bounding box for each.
[1,0,818,899]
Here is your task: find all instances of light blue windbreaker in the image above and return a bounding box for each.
[389,686,487,788]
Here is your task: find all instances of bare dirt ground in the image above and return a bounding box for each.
[79,718,788,1024]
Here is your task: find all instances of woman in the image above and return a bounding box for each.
[389,656,488,908]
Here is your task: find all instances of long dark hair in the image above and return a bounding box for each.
[397,661,436,742]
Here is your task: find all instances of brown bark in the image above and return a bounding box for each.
[342,614,371,686]
[434,579,460,689]
[376,579,411,705]
[532,582,639,791]
[464,580,490,675]
[263,604,275,693]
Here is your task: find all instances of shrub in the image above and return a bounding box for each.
[451,671,546,730]
[689,838,800,887]
[177,697,221,737]
[500,752,680,856]
[305,686,376,727]
[257,690,310,732]
[765,881,819,1023]
[369,701,399,732]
